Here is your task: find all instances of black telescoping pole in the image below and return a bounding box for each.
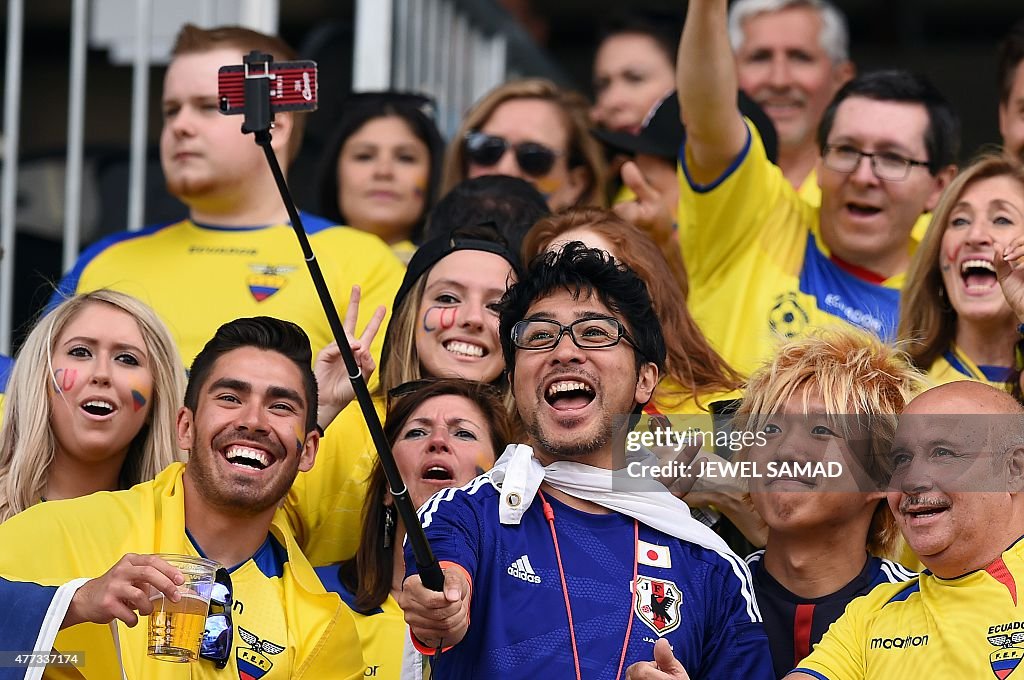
[235,51,444,592]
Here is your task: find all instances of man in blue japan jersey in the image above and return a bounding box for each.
[401,230,772,680]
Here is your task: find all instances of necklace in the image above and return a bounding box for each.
[538,490,638,680]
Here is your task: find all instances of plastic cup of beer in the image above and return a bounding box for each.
[147,554,220,663]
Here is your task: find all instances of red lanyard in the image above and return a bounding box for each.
[538,490,638,680]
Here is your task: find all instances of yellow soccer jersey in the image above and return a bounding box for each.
[796,537,1024,679]
[53,213,403,367]
[283,396,386,566]
[315,566,406,680]
[797,168,822,207]
[678,122,904,375]
[926,345,1018,392]
[0,463,364,680]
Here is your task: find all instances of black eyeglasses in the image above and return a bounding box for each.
[464,131,561,178]
[511,317,637,351]
[822,144,930,181]
[200,568,233,669]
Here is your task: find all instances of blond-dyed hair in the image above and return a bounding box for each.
[899,152,1024,370]
[0,290,187,521]
[737,326,926,558]
[442,78,608,208]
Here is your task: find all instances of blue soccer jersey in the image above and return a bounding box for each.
[746,550,916,678]
[405,475,773,679]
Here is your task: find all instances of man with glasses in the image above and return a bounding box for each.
[675,0,959,375]
[400,237,773,679]
[0,317,364,679]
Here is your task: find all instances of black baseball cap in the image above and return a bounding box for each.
[592,90,779,164]
[390,226,522,314]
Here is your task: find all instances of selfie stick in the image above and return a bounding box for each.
[228,51,444,593]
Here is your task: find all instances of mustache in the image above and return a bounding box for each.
[899,495,951,513]
[212,428,284,460]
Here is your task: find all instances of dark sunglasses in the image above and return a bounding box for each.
[464,131,560,178]
[200,568,234,669]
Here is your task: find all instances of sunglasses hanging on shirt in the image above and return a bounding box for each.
[199,567,234,669]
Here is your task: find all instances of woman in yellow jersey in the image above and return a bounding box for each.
[317,378,512,680]
[899,153,1024,392]
[316,92,444,264]
[0,289,185,521]
[291,227,522,566]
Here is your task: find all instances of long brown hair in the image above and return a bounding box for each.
[338,378,513,612]
[522,208,743,407]
[898,153,1024,370]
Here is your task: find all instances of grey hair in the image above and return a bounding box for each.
[728,0,850,64]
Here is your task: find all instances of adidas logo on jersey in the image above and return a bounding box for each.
[507,555,541,583]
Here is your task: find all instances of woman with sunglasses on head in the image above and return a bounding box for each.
[317,93,445,263]
[442,79,608,212]
[899,153,1024,392]
[316,378,512,680]
[0,289,186,522]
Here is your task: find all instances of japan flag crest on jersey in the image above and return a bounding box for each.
[634,575,682,636]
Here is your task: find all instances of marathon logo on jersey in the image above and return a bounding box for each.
[638,541,671,568]
[988,625,1024,679]
[634,575,681,636]
[869,634,929,650]
[247,264,296,302]
[236,626,285,680]
[507,554,541,583]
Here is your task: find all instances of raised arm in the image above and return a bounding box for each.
[677,0,749,182]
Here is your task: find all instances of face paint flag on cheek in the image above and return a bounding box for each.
[52,368,77,394]
[130,387,148,412]
[422,306,458,332]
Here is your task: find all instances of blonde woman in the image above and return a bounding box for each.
[0,290,186,521]
[442,78,607,210]
[899,153,1024,390]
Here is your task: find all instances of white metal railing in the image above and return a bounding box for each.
[357,0,567,137]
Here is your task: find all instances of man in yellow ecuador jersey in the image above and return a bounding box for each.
[0,318,364,679]
[675,0,958,375]
[786,382,1024,679]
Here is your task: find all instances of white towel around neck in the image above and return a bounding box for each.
[489,443,736,557]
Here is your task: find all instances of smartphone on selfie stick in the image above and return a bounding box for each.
[217,51,446,594]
